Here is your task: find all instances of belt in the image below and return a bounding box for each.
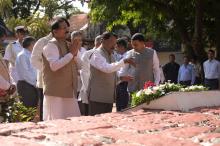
[205,78,218,80]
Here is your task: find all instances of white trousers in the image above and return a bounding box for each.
[43,95,81,120]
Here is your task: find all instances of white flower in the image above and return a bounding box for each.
[152,86,160,91]
[136,90,143,97]
[189,86,194,90]
[144,88,153,95]
[158,84,166,89]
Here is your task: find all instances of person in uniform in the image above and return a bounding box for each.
[3,26,26,84]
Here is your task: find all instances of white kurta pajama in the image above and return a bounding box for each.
[42,41,80,120]
[78,48,95,104]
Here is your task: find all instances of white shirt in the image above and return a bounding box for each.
[113,51,127,62]
[31,33,52,88]
[78,48,95,103]
[77,47,87,92]
[15,49,37,86]
[178,64,195,84]
[0,75,10,90]
[203,59,220,79]
[160,66,165,83]
[43,38,73,72]
[118,49,160,85]
[89,48,125,74]
[3,40,23,83]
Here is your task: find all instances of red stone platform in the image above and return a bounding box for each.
[0,107,220,146]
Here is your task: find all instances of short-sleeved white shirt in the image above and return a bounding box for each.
[3,40,23,83]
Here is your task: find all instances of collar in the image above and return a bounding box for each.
[23,48,31,55]
[208,59,215,62]
[15,40,22,46]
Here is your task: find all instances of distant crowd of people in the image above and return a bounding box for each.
[163,51,220,90]
[0,17,219,121]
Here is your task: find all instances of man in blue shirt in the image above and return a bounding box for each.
[114,38,130,111]
[178,56,195,86]
[16,36,38,108]
[203,50,220,90]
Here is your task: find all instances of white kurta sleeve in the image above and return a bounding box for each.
[31,38,46,71]
[43,43,73,72]
[3,43,13,63]
[90,51,125,73]
[152,50,160,85]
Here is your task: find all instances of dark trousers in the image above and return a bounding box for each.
[194,77,202,85]
[116,82,129,111]
[205,79,219,90]
[17,80,38,108]
[78,101,89,116]
[88,101,113,116]
[179,80,191,86]
[37,88,44,121]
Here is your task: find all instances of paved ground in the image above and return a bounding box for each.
[0,107,220,146]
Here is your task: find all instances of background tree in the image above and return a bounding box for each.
[0,0,12,19]
[0,0,84,39]
[88,0,220,61]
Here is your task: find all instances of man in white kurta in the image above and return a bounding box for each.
[31,33,53,121]
[78,35,102,115]
[42,18,81,120]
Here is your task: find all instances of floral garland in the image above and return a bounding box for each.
[131,81,208,106]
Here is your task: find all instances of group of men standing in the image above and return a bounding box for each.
[163,51,220,90]
[1,17,219,121]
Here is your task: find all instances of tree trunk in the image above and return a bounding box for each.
[193,0,207,62]
[215,5,220,60]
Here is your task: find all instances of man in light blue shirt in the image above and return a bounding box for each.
[114,38,130,111]
[15,36,38,107]
[178,56,195,86]
[203,50,220,90]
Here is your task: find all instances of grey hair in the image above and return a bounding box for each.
[94,35,102,45]
[71,31,82,39]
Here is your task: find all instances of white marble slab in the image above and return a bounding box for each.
[129,91,220,112]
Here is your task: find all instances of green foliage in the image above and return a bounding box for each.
[1,0,83,39]
[131,89,165,106]
[0,95,36,123]
[1,0,83,20]
[131,92,147,107]
[39,0,82,19]
[11,101,36,122]
[27,14,50,39]
[0,0,12,17]
[5,17,26,31]
[11,0,40,19]
[5,14,50,39]
[162,83,183,93]
[89,0,220,60]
